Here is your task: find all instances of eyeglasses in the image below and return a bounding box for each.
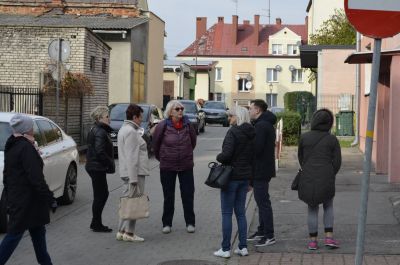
[174,107,184,112]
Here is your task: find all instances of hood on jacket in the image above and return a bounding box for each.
[254,110,277,126]
[95,121,113,133]
[311,108,334,131]
[231,123,256,140]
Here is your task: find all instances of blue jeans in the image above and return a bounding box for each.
[220,180,248,251]
[0,226,52,265]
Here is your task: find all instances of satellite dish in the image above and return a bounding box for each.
[289,65,296,71]
[246,74,252,81]
[275,65,282,72]
[245,81,253,89]
[48,39,71,62]
[235,74,240,81]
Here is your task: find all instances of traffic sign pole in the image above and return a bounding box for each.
[56,38,62,124]
[354,38,382,265]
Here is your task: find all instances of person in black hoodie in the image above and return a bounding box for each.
[86,106,115,232]
[213,106,255,258]
[0,113,56,265]
[297,108,341,250]
[248,99,277,247]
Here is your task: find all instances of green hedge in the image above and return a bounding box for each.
[284,91,316,125]
[276,111,302,146]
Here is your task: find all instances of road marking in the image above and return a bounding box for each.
[349,0,400,12]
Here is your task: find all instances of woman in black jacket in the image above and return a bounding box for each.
[213,106,255,258]
[0,113,56,265]
[86,106,115,232]
[297,109,341,250]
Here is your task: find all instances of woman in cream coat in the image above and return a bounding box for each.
[116,104,149,242]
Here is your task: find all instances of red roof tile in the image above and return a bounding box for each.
[178,22,308,58]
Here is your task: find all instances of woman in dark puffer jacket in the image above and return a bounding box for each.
[213,106,255,258]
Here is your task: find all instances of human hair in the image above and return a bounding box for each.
[126,104,143,120]
[250,99,268,112]
[90,106,109,122]
[229,106,251,126]
[164,100,184,118]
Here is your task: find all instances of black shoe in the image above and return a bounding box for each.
[255,237,276,247]
[91,225,112,233]
[247,231,263,242]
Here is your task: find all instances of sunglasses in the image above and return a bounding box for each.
[174,107,184,112]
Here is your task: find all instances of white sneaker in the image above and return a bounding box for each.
[116,232,124,241]
[213,248,230,258]
[234,247,249,256]
[186,225,195,233]
[162,226,171,234]
[122,234,144,242]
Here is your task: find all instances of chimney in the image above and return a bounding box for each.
[215,17,224,49]
[254,15,260,46]
[218,17,224,24]
[196,17,207,39]
[232,15,238,45]
[243,20,250,25]
[276,18,282,25]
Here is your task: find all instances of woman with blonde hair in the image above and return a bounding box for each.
[213,106,255,258]
[85,106,115,232]
[152,100,197,234]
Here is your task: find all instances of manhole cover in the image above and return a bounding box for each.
[158,260,220,265]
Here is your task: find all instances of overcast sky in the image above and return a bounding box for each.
[148,0,309,58]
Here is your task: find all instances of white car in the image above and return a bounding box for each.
[0,112,79,232]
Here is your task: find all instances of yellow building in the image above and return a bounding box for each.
[178,15,311,108]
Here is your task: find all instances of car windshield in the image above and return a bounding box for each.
[180,102,197,114]
[109,104,150,122]
[204,102,225,110]
[0,122,12,151]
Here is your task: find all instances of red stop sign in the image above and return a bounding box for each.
[345,0,400,38]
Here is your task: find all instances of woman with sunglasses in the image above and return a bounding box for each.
[152,100,197,234]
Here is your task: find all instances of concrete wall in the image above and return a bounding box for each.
[195,72,209,101]
[307,0,344,38]
[163,72,179,98]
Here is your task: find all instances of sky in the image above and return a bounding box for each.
[148,0,310,58]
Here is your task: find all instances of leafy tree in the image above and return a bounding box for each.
[310,9,356,45]
[163,50,168,60]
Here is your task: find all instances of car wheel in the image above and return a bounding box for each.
[0,196,7,233]
[58,164,77,205]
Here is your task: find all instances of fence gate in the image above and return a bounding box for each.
[0,86,43,115]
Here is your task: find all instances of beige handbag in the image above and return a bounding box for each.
[119,186,149,220]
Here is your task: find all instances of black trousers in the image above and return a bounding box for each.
[87,170,109,227]
[160,169,195,227]
[253,179,275,239]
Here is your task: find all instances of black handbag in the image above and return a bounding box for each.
[205,162,233,189]
[292,133,329,191]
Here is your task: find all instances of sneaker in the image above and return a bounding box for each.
[233,247,249,256]
[186,225,195,233]
[116,232,124,241]
[123,234,144,242]
[247,231,263,242]
[325,237,339,249]
[162,226,171,234]
[91,225,112,233]
[255,237,276,247]
[213,248,230,258]
[308,240,318,250]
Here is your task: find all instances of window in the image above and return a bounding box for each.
[90,56,95,72]
[287,44,298,55]
[266,68,278,82]
[36,120,60,145]
[266,93,278,107]
[238,78,249,92]
[132,61,145,102]
[272,44,283,55]
[214,93,224,101]
[291,69,303,82]
[215,67,222,81]
[33,122,45,147]
[102,58,107,74]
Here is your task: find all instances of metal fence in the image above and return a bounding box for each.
[318,93,354,115]
[0,86,43,115]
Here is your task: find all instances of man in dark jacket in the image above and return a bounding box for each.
[0,113,56,265]
[248,99,277,247]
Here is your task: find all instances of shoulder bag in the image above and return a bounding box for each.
[205,162,233,189]
[119,185,150,220]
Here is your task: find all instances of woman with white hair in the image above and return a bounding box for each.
[213,106,255,258]
[152,100,197,234]
[85,106,115,233]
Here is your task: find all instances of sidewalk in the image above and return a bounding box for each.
[229,146,400,265]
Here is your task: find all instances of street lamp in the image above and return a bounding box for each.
[269,82,273,108]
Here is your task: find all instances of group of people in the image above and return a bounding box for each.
[0,98,341,264]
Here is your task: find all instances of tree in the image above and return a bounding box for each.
[309,9,356,45]
[163,49,168,60]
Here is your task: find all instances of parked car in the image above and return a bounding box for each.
[270,107,284,114]
[178,100,205,135]
[108,103,163,155]
[202,101,229,127]
[0,112,79,233]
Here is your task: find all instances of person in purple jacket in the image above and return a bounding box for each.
[152,100,197,234]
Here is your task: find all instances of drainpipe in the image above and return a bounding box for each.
[179,63,184,99]
[352,32,361,147]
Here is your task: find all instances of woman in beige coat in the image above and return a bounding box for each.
[116,104,149,242]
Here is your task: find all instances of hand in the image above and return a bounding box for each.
[51,200,58,213]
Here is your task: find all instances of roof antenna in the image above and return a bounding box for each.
[231,0,238,16]
[261,0,271,24]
